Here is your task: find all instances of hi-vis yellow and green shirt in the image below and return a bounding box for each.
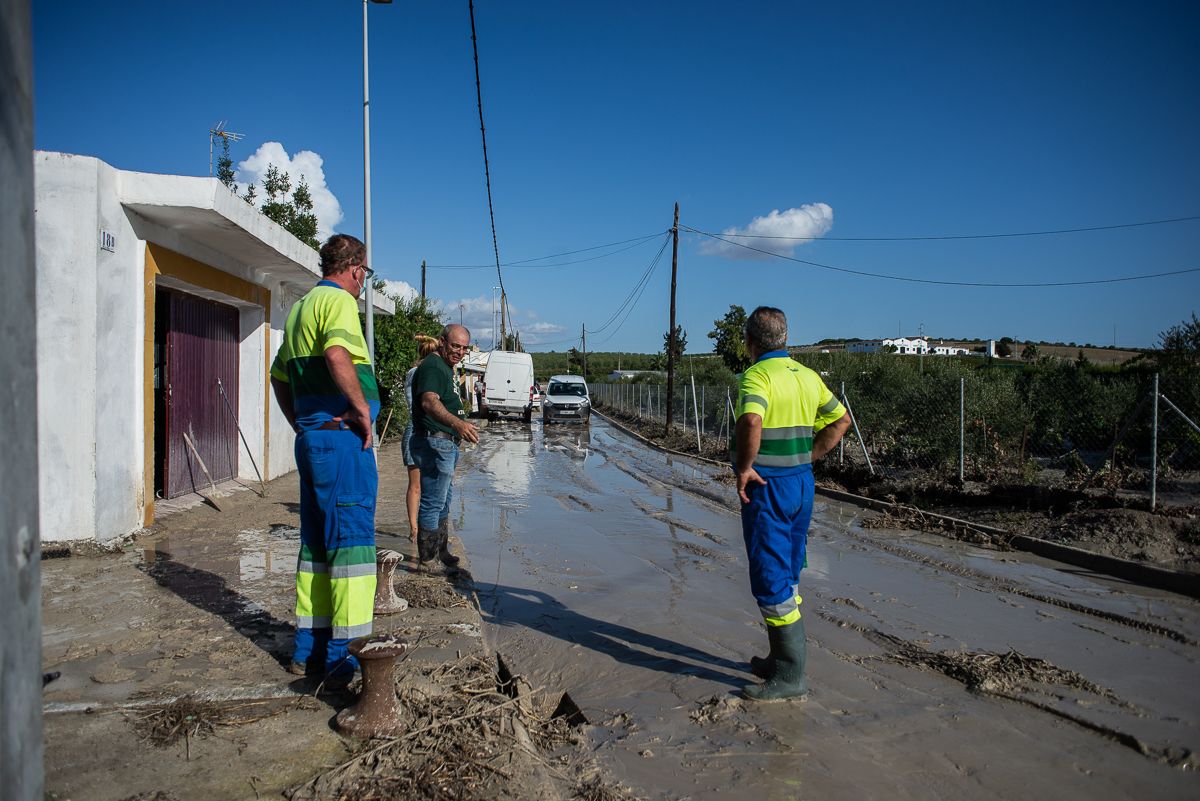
[270,281,380,430]
[732,350,846,475]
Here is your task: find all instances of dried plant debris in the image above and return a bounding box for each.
[287,655,631,801]
[862,504,1013,548]
[833,624,1193,767]
[861,629,1123,700]
[397,578,471,609]
[126,697,286,748]
[117,793,182,801]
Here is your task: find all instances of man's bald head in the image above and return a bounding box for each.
[438,324,471,363]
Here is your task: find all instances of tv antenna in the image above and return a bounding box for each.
[208,121,245,176]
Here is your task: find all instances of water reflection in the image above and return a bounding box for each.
[484,425,536,498]
[542,425,592,459]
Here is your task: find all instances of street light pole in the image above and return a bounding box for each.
[363,0,392,367]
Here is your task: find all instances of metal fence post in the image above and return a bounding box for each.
[1151,373,1159,511]
[701,385,706,436]
[959,377,965,482]
[691,375,701,451]
[683,383,688,428]
[842,389,875,476]
[839,381,845,466]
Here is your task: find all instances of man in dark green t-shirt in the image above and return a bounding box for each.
[410,324,480,569]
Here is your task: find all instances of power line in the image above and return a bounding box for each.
[586,234,672,344]
[683,226,1200,287]
[586,233,671,334]
[468,0,507,324]
[427,232,666,270]
[687,214,1200,242]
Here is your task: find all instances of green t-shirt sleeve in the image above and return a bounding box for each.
[412,358,452,403]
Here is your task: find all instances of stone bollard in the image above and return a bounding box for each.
[373,548,409,615]
[335,634,408,739]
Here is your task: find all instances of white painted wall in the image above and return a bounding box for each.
[1,0,43,795]
[34,153,366,542]
[35,154,103,542]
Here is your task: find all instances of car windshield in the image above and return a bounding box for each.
[548,381,587,397]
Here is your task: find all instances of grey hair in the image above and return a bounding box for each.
[745,306,788,351]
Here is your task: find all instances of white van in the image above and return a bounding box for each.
[482,351,537,422]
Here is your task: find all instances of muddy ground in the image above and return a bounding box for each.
[41,415,1200,800]
[40,437,633,801]
[594,403,1200,573]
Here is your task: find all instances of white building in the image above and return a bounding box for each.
[34,152,393,544]
[847,338,929,355]
[932,345,970,356]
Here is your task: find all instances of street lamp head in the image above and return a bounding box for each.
[369,0,393,4]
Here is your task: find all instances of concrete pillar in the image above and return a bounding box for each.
[0,1,43,798]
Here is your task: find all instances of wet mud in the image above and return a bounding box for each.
[454,418,1200,800]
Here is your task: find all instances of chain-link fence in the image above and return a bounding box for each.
[591,354,1200,511]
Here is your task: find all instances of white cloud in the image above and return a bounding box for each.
[380,279,418,302]
[235,141,344,240]
[431,295,567,348]
[700,203,834,259]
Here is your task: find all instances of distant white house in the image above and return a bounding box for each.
[932,345,971,356]
[847,337,929,355]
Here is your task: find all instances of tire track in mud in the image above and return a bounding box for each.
[602,431,1195,648]
[629,498,730,548]
[817,609,1196,769]
[840,528,1196,646]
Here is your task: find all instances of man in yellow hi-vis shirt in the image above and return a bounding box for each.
[733,306,850,701]
[270,234,380,686]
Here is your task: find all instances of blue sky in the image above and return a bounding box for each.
[34,1,1200,351]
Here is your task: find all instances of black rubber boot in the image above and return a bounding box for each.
[437,518,460,567]
[417,526,440,566]
[742,618,808,702]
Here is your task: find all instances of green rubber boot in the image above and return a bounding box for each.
[742,619,808,702]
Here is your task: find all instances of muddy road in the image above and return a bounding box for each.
[453,417,1198,801]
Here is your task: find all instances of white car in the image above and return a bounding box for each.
[541,374,590,424]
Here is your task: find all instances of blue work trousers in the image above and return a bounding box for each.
[291,428,378,677]
[740,466,814,625]
[411,434,459,530]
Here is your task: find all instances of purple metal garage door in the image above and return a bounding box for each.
[163,290,239,499]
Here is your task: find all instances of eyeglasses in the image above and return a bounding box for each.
[358,264,375,280]
[445,341,470,352]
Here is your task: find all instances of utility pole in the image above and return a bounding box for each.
[420,260,426,300]
[581,324,587,378]
[500,290,508,349]
[666,202,679,432]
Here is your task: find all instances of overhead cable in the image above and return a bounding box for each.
[468,0,506,299]
[428,232,667,271]
[686,214,1200,242]
[586,233,672,334]
[684,226,1200,287]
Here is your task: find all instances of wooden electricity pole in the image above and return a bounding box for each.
[581,323,587,378]
[500,291,508,348]
[665,202,679,432]
[420,260,426,300]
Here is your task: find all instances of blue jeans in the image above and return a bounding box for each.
[411,434,459,530]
